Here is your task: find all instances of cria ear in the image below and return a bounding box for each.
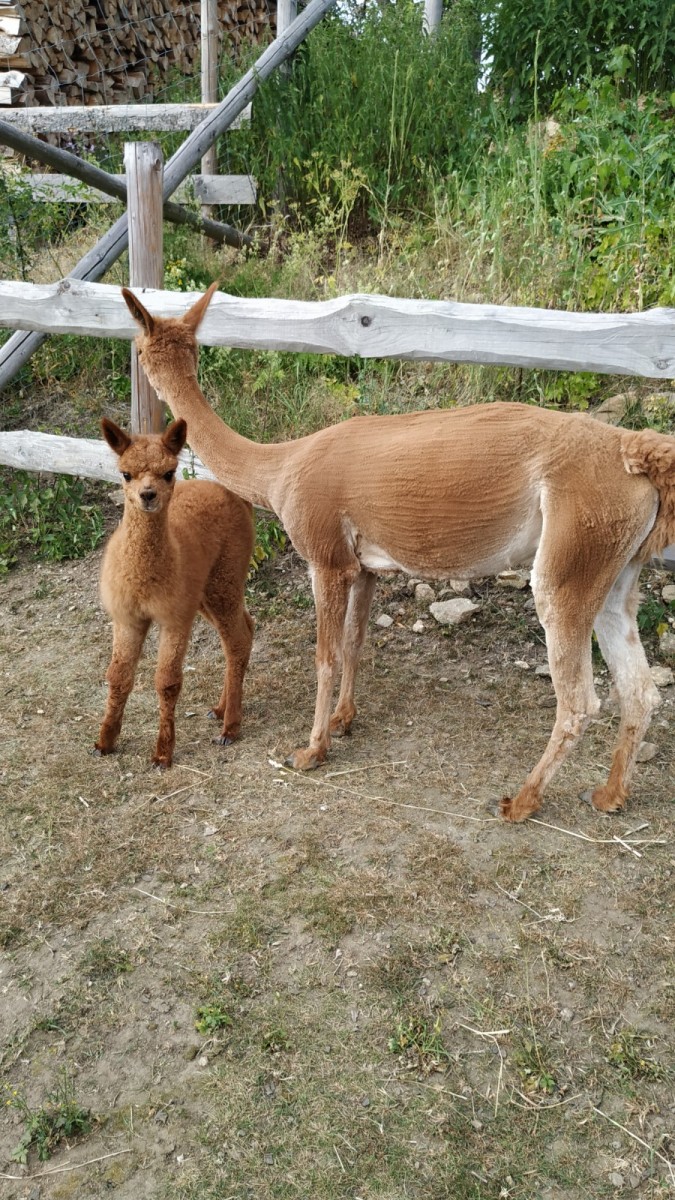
[122,287,155,335]
[162,418,188,457]
[101,417,132,457]
[182,281,219,333]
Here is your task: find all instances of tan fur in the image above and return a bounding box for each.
[122,284,675,818]
[96,416,255,768]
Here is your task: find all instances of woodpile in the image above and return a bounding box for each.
[0,0,275,107]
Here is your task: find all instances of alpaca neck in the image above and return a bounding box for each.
[122,504,174,574]
[153,369,282,509]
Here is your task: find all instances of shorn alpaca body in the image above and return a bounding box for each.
[96,416,254,768]
[122,284,675,819]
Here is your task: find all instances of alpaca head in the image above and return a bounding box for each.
[102,418,188,514]
[121,283,219,394]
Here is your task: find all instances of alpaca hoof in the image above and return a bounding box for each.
[207,708,223,721]
[93,744,113,757]
[213,734,235,746]
[329,717,353,738]
[285,747,325,771]
[151,757,172,772]
[584,785,625,813]
[499,795,532,823]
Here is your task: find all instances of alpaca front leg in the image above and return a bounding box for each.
[95,619,150,756]
[286,566,355,770]
[153,626,191,768]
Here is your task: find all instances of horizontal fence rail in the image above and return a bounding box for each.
[0,431,214,484]
[0,281,674,376]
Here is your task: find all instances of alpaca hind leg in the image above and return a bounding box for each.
[286,565,356,770]
[153,625,192,768]
[330,568,377,736]
[206,606,254,744]
[590,562,660,812]
[95,619,150,755]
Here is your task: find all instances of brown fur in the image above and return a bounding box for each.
[122,283,675,818]
[96,417,255,768]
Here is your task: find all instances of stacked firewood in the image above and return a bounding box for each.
[0,0,274,106]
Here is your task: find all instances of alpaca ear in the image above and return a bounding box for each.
[182,280,219,333]
[162,418,188,456]
[122,287,155,335]
[102,417,132,457]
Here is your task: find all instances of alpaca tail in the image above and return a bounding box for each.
[621,428,675,558]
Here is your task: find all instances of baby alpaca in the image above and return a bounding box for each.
[96,417,255,768]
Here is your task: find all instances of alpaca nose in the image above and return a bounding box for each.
[140,488,157,503]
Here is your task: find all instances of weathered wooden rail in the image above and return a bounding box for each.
[0,281,673,376]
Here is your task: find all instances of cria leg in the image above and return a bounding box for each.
[286,565,357,770]
[590,562,660,812]
[330,568,377,736]
[95,619,150,755]
[206,606,255,745]
[153,625,192,768]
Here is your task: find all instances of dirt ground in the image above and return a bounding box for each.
[1,541,674,1200]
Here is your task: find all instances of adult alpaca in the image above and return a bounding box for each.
[96,416,254,768]
[122,283,675,819]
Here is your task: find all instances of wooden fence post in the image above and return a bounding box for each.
[125,141,164,433]
[201,0,219,230]
[423,0,443,35]
[277,0,298,37]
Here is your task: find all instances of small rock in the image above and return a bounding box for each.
[448,578,472,596]
[154,1110,169,1124]
[592,391,637,425]
[651,664,674,687]
[414,582,435,605]
[376,613,394,628]
[514,659,530,670]
[609,1172,624,1188]
[198,1055,209,1067]
[535,664,552,677]
[497,569,530,589]
[407,578,423,594]
[560,1007,574,1022]
[658,631,675,658]
[264,1154,274,1165]
[429,598,479,627]
[471,1118,483,1131]
[412,620,426,633]
[661,584,675,603]
[636,741,657,762]
[110,487,125,507]
[360,1096,370,1108]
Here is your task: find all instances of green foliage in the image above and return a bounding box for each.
[637,595,673,638]
[79,938,134,981]
[195,1003,233,1036]
[607,1028,663,1080]
[0,166,79,279]
[513,1036,557,1094]
[388,1012,450,1072]
[484,0,675,114]
[252,513,287,572]
[5,1072,91,1164]
[222,0,483,222]
[0,471,105,573]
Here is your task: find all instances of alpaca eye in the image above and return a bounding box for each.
[163,470,175,483]
[121,471,132,482]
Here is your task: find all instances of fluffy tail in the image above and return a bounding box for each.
[621,428,675,558]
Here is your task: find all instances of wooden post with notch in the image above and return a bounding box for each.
[201,0,219,231]
[125,141,164,433]
[423,0,442,34]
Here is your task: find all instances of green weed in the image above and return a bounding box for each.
[5,1071,92,1164]
[79,938,134,982]
[0,470,104,573]
[513,1036,558,1094]
[195,1003,233,1036]
[388,1011,450,1073]
[607,1028,664,1080]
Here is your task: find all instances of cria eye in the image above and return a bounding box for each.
[121,471,132,482]
[163,470,175,482]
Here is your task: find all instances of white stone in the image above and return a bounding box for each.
[412,620,425,633]
[658,630,675,657]
[448,578,472,596]
[651,665,674,687]
[414,582,435,605]
[429,598,479,627]
[636,741,657,763]
[497,569,530,589]
[376,613,394,628]
[661,584,675,603]
[535,663,552,677]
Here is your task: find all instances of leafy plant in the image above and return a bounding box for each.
[388,1011,450,1073]
[5,1072,92,1164]
[607,1028,663,1080]
[637,595,673,638]
[195,1003,233,1036]
[0,470,105,573]
[513,1036,557,1094]
[252,514,286,572]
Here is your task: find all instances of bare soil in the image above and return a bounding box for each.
[1,543,674,1200]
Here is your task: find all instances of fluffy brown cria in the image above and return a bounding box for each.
[122,283,674,821]
[95,417,254,769]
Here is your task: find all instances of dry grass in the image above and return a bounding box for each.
[1,545,674,1198]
